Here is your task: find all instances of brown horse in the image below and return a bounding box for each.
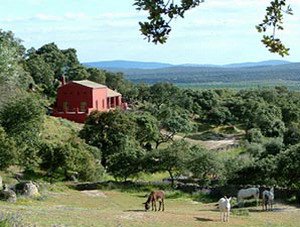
[143,191,165,211]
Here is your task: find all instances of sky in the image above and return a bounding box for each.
[0,0,299,65]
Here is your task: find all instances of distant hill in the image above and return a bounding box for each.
[83,60,173,70]
[119,63,300,85]
[83,60,300,88]
[83,59,292,70]
[224,60,291,68]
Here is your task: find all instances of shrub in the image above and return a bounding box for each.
[245,128,263,143]
[0,127,17,170]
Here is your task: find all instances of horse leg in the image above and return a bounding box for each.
[227,210,229,222]
[270,201,273,211]
[158,201,161,211]
[151,201,154,211]
[154,201,157,211]
[162,199,164,211]
[220,211,223,222]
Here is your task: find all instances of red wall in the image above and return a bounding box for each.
[55,83,93,112]
[92,87,108,111]
[53,81,123,123]
[52,111,87,123]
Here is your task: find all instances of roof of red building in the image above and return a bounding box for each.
[107,89,121,97]
[72,80,107,89]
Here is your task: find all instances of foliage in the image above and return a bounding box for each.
[135,0,292,56]
[66,65,90,81]
[144,140,189,186]
[80,110,137,167]
[276,144,300,189]
[229,154,277,186]
[25,54,56,96]
[0,127,17,170]
[147,83,181,109]
[107,139,145,181]
[134,0,204,44]
[205,106,232,126]
[134,112,159,148]
[244,143,265,158]
[256,0,293,56]
[0,93,45,170]
[245,128,264,143]
[0,30,32,89]
[0,93,44,143]
[262,137,283,157]
[186,145,223,185]
[25,43,82,97]
[87,67,106,84]
[39,138,103,181]
[284,124,300,146]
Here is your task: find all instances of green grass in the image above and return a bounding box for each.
[137,172,169,182]
[0,187,299,226]
[41,116,82,143]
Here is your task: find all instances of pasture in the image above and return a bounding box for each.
[0,187,299,226]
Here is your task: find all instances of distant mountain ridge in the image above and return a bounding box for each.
[83,60,173,70]
[224,60,291,68]
[83,59,293,70]
[120,63,300,85]
[83,60,300,87]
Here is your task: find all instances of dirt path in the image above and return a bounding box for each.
[174,134,239,150]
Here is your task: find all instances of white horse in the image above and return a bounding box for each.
[262,187,274,211]
[237,187,259,207]
[218,196,231,222]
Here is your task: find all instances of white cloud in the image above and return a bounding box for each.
[34,13,62,21]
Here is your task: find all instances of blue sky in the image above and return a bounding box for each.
[1,0,299,64]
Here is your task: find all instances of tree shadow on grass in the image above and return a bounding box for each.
[247,208,270,213]
[124,209,146,212]
[198,209,219,212]
[136,194,148,198]
[194,217,214,222]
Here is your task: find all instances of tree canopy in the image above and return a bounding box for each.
[134,0,293,56]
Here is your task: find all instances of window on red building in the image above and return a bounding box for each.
[80,102,87,112]
[63,101,68,111]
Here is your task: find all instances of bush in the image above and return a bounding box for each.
[245,143,264,157]
[283,125,300,146]
[39,138,104,182]
[107,140,145,181]
[245,128,263,143]
[263,137,283,157]
[0,127,17,170]
[186,145,223,185]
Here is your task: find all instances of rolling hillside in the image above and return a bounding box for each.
[120,63,300,84]
[83,60,300,88]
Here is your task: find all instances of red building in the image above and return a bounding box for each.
[52,80,124,123]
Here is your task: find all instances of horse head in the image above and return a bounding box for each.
[143,202,150,211]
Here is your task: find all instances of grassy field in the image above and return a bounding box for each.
[0,187,299,227]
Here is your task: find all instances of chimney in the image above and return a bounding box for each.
[61,75,66,86]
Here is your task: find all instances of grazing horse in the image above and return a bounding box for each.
[218,196,231,222]
[262,187,274,211]
[143,191,165,211]
[237,187,259,207]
